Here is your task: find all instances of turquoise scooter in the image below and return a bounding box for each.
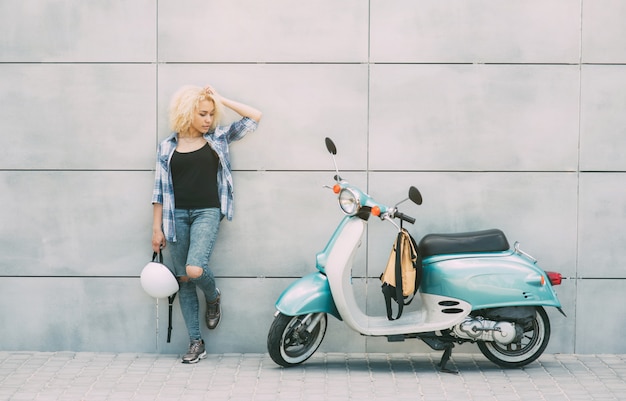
[267,138,565,372]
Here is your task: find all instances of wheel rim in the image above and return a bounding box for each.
[280,314,326,364]
[483,309,547,363]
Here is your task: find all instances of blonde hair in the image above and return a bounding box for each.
[169,85,223,133]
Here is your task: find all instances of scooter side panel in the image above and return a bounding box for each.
[421,253,562,310]
[275,272,342,319]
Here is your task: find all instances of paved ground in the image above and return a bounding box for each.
[0,352,625,400]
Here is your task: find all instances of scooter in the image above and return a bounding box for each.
[267,137,565,372]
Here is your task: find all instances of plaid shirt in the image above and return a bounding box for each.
[152,117,258,242]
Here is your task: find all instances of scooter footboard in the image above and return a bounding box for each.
[275,272,342,319]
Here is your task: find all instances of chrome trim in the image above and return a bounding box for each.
[382,209,402,232]
[514,241,537,264]
[305,313,325,333]
[338,187,361,215]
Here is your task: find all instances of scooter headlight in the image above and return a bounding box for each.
[338,188,360,215]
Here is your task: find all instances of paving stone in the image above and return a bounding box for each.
[0,352,625,400]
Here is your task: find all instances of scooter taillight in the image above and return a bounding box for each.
[545,271,562,286]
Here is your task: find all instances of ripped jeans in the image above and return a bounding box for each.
[169,208,221,341]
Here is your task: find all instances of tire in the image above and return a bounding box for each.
[267,312,327,367]
[477,306,550,368]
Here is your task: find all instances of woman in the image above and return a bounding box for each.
[151,85,262,364]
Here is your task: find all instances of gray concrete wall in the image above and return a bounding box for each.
[1,0,624,354]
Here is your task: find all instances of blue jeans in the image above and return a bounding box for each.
[169,208,221,341]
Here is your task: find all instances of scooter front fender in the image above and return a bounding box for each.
[275,272,342,320]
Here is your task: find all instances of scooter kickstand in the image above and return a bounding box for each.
[438,344,458,374]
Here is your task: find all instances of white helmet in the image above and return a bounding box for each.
[140,259,179,298]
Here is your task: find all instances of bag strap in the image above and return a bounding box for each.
[152,251,176,343]
[167,293,176,343]
[383,231,405,320]
[394,231,404,317]
[382,284,395,320]
[401,230,419,306]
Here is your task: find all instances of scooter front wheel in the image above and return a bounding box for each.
[477,306,550,368]
[267,312,327,367]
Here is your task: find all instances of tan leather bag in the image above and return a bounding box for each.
[380,229,421,320]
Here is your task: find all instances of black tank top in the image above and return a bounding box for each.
[171,143,220,209]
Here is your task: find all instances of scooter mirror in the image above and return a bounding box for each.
[325,137,337,155]
[409,186,423,205]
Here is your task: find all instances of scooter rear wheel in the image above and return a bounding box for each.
[477,306,550,368]
[267,312,327,367]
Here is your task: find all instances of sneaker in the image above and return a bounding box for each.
[206,288,221,330]
[181,339,206,364]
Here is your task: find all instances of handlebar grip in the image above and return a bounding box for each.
[395,212,415,224]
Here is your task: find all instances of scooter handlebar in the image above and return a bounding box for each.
[394,211,415,224]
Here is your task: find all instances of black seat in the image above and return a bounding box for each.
[418,229,510,258]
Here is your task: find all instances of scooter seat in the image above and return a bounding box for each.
[418,229,510,258]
